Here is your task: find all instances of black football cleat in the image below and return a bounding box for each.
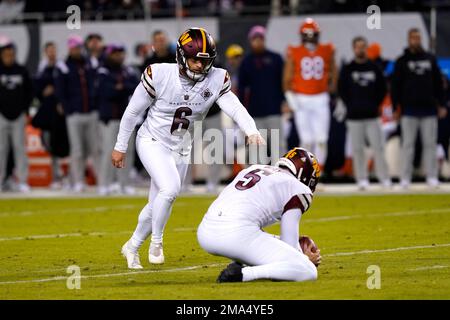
[217,262,243,283]
[227,261,243,268]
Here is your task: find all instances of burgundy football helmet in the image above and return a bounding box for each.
[276,147,321,192]
[176,27,217,82]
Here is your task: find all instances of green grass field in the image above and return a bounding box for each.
[0,194,449,299]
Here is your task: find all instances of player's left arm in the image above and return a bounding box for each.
[216,72,266,145]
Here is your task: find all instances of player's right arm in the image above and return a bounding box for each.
[281,206,321,266]
[282,50,294,92]
[282,48,296,111]
[112,66,155,168]
[280,208,302,250]
[216,72,265,145]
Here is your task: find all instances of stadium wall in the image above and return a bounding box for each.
[2,12,448,72]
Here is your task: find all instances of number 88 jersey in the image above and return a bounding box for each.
[139,63,231,155]
[206,164,313,228]
[287,43,334,95]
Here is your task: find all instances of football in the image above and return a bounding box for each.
[299,235,318,253]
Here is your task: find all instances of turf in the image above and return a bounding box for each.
[0,194,449,299]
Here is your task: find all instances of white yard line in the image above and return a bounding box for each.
[0,263,224,285]
[304,207,450,224]
[324,243,450,257]
[0,228,199,242]
[306,216,359,223]
[0,231,132,242]
[0,204,140,218]
[0,203,195,218]
[172,227,197,232]
[406,265,448,272]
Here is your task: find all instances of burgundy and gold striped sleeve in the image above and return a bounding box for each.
[219,71,231,97]
[141,65,156,99]
[283,193,313,215]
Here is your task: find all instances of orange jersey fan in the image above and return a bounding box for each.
[287,43,334,95]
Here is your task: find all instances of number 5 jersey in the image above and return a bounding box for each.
[205,164,313,228]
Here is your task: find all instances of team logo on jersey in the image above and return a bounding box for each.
[201,88,212,101]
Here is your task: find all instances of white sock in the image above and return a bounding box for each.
[151,193,175,244]
[130,203,153,250]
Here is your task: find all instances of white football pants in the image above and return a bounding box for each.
[197,211,317,282]
[291,92,330,166]
[130,136,189,249]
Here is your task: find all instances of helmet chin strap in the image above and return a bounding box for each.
[186,68,206,82]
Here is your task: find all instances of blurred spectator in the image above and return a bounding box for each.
[85,33,105,69]
[366,42,389,75]
[55,34,100,192]
[225,44,244,89]
[438,76,450,165]
[338,36,390,190]
[0,39,33,192]
[391,28,447,188]
[33,42,70,189]
[97,44,139,195]
[134,42,149,70]
[141,30,176,72]
[0,0,25,23]
[238,25,285,164]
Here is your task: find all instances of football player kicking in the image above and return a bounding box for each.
[112,28,265,269]
[197,147,322,282]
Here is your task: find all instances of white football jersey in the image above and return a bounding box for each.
[140,63,231,155]
[206,164,313,227]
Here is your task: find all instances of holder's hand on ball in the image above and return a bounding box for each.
[300,236,321,267]
[305,249,321,267]
[112,150,126,169]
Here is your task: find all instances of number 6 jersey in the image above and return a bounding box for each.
[139,63,231,155]
[206,164,313,228]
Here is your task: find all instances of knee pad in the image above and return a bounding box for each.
[159,185,181,203]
